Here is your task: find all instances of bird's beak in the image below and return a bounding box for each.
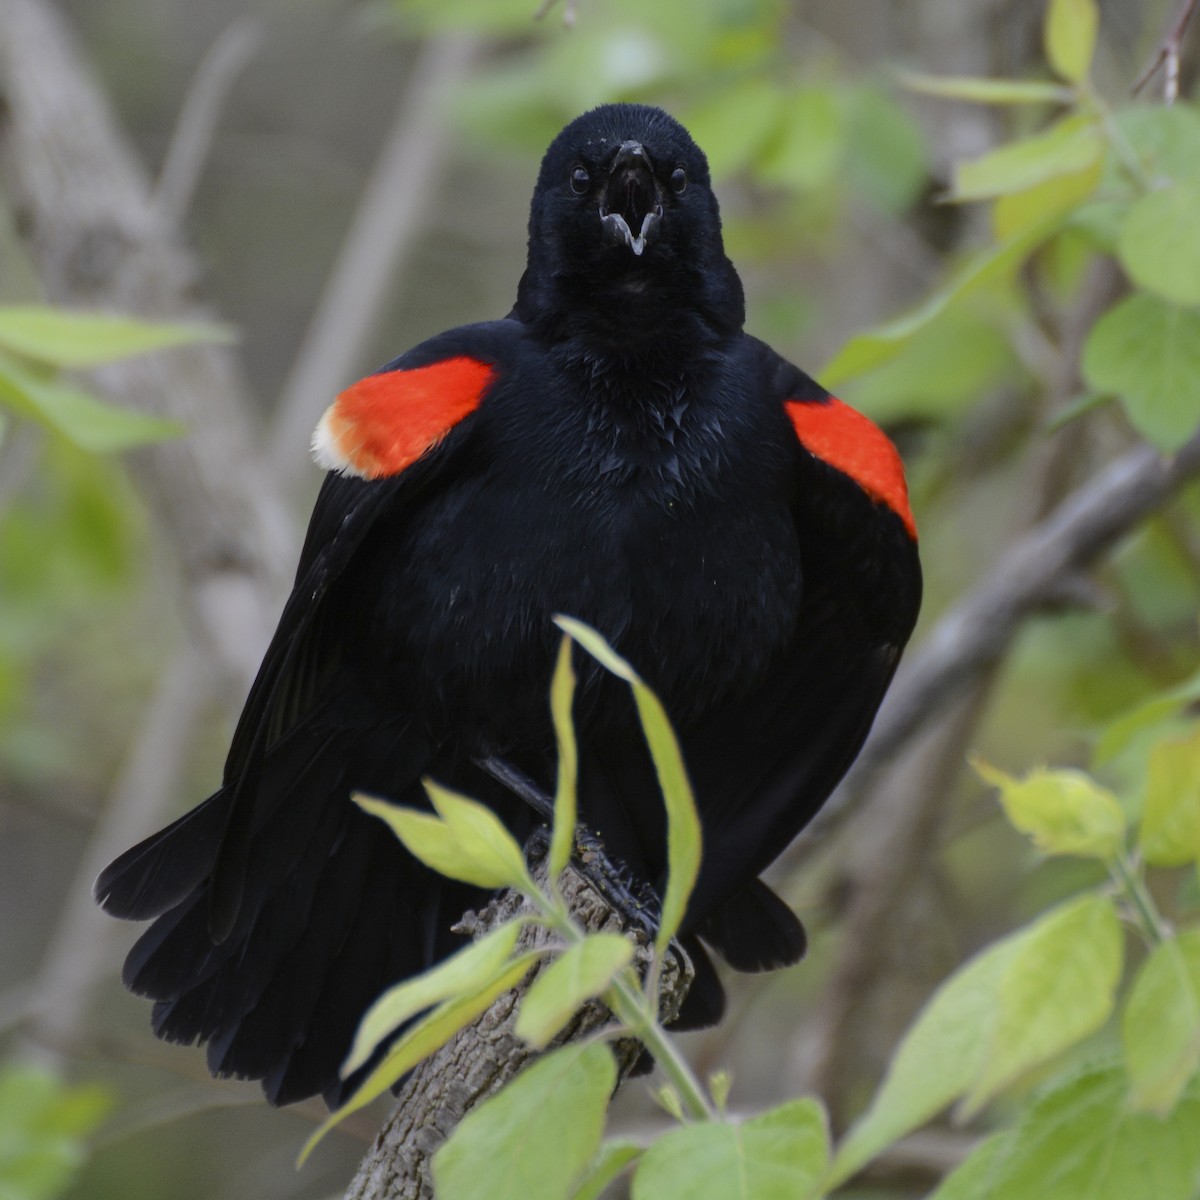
[599,141,663,257]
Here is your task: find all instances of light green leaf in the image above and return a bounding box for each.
[1116,105,1200,185]
[433,1042,616,1200]
[301,951,541,1164]
[570,1140,642,1200]
[549,635,579,879]
[516,934,633,1049]
[951,115,1102,202]
[926,1132,1010,1200]
[981,1064,1200,1200]
[1044,0,1099,83]
[993,156,1103,239]
[1124,928,1200,1113]
[1082,294,1200,451]
[844,85,928,215]
[0,305,234,367]
[0,1067,111,1200]
[961,892,1122,1116]
[555,617,701,956]
[1141,726,1200,866]
[897,71,1075,106]
[631,1099,828,1200]
[681,80,786,181]
[1095,671,1200,763]
[344,921,525,1074]
[821,216,1061,385]
[830,894,1122,1185]
[1118,184,1200,306]
[0,355,184,451]
[757,86,844,192]
[973,759,1126,860]
[355,788,535,893]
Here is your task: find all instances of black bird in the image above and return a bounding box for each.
[96,103,921,1106]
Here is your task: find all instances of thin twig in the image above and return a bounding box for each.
[266,34,481,495]
[153,17,264,224]
[1132,0,1199,102]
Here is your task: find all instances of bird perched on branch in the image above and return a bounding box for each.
[96,103,921,1107]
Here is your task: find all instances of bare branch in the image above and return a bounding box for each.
[153,17,264,225]
[1132,0,1199,102]
[267,34,481,495]
[811,430,1200,848]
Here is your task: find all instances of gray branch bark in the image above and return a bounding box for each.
[343,855,688,1200]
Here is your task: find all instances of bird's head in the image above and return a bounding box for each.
[514,104,745,344]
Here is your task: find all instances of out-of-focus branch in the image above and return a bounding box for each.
[0,0,295,688]
[808,429,1200,852]
[153,17,264,225]
[21,648,211,1060]
[267,34,481,494]
[1132,0,1199,102]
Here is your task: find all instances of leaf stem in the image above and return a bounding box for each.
[1110,853,1171,944]
[605,970,716,1122]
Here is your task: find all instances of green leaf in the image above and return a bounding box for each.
[961,892,1122,1116]
[821,217,1061,386]
[681,80,787,181]
[973,759,1126,860]
[1044,0,1099,83]
[757,86,844,192]
[992,157,1103,239]
[555,617,701,956]
[516,934,634,1049]
[1118,184,1200,306]
[926,1132,1010,1200]
[980,1064,1200,1200]
[433,1042,616,1200]
[897,71,1075,106]
[0,305,233,367]
[844,85,927,215]
[1124,928,1200,1113]
[570,1140,642,1200]
[1096,671,1200,763]
[300,951,542,1164]
[0,1067,111,1200]
[1116,105,1200,185]
[631,1099,828,1200]
[355,788,536,893]
[1082,294,1200,451]
[950,115,1102,202]
[0,354,184,452]
[1141,726,1200,866]
[344,921,525,1074]
[549,635,579,879]
[830,894,1122,1185]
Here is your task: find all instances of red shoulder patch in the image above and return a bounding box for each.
[785,396,916,539]
[312,356,496,480]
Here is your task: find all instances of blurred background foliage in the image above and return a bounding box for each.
[2,0,1200,1196]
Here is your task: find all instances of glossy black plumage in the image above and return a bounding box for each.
[96,103,921,1106]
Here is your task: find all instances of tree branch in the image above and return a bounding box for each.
[341,849,689,1200]
[267,33,481,495]
[808,430,1200,849]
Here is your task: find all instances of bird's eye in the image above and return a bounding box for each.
[570,166,590,194]
[670,167,687,194]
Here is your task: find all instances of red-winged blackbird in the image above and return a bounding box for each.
[96,103,921,1107]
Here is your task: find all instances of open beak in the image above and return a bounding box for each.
[599,141,663,257]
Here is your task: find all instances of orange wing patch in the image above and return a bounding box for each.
[786,396,916,539]
[312,357,496,480]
